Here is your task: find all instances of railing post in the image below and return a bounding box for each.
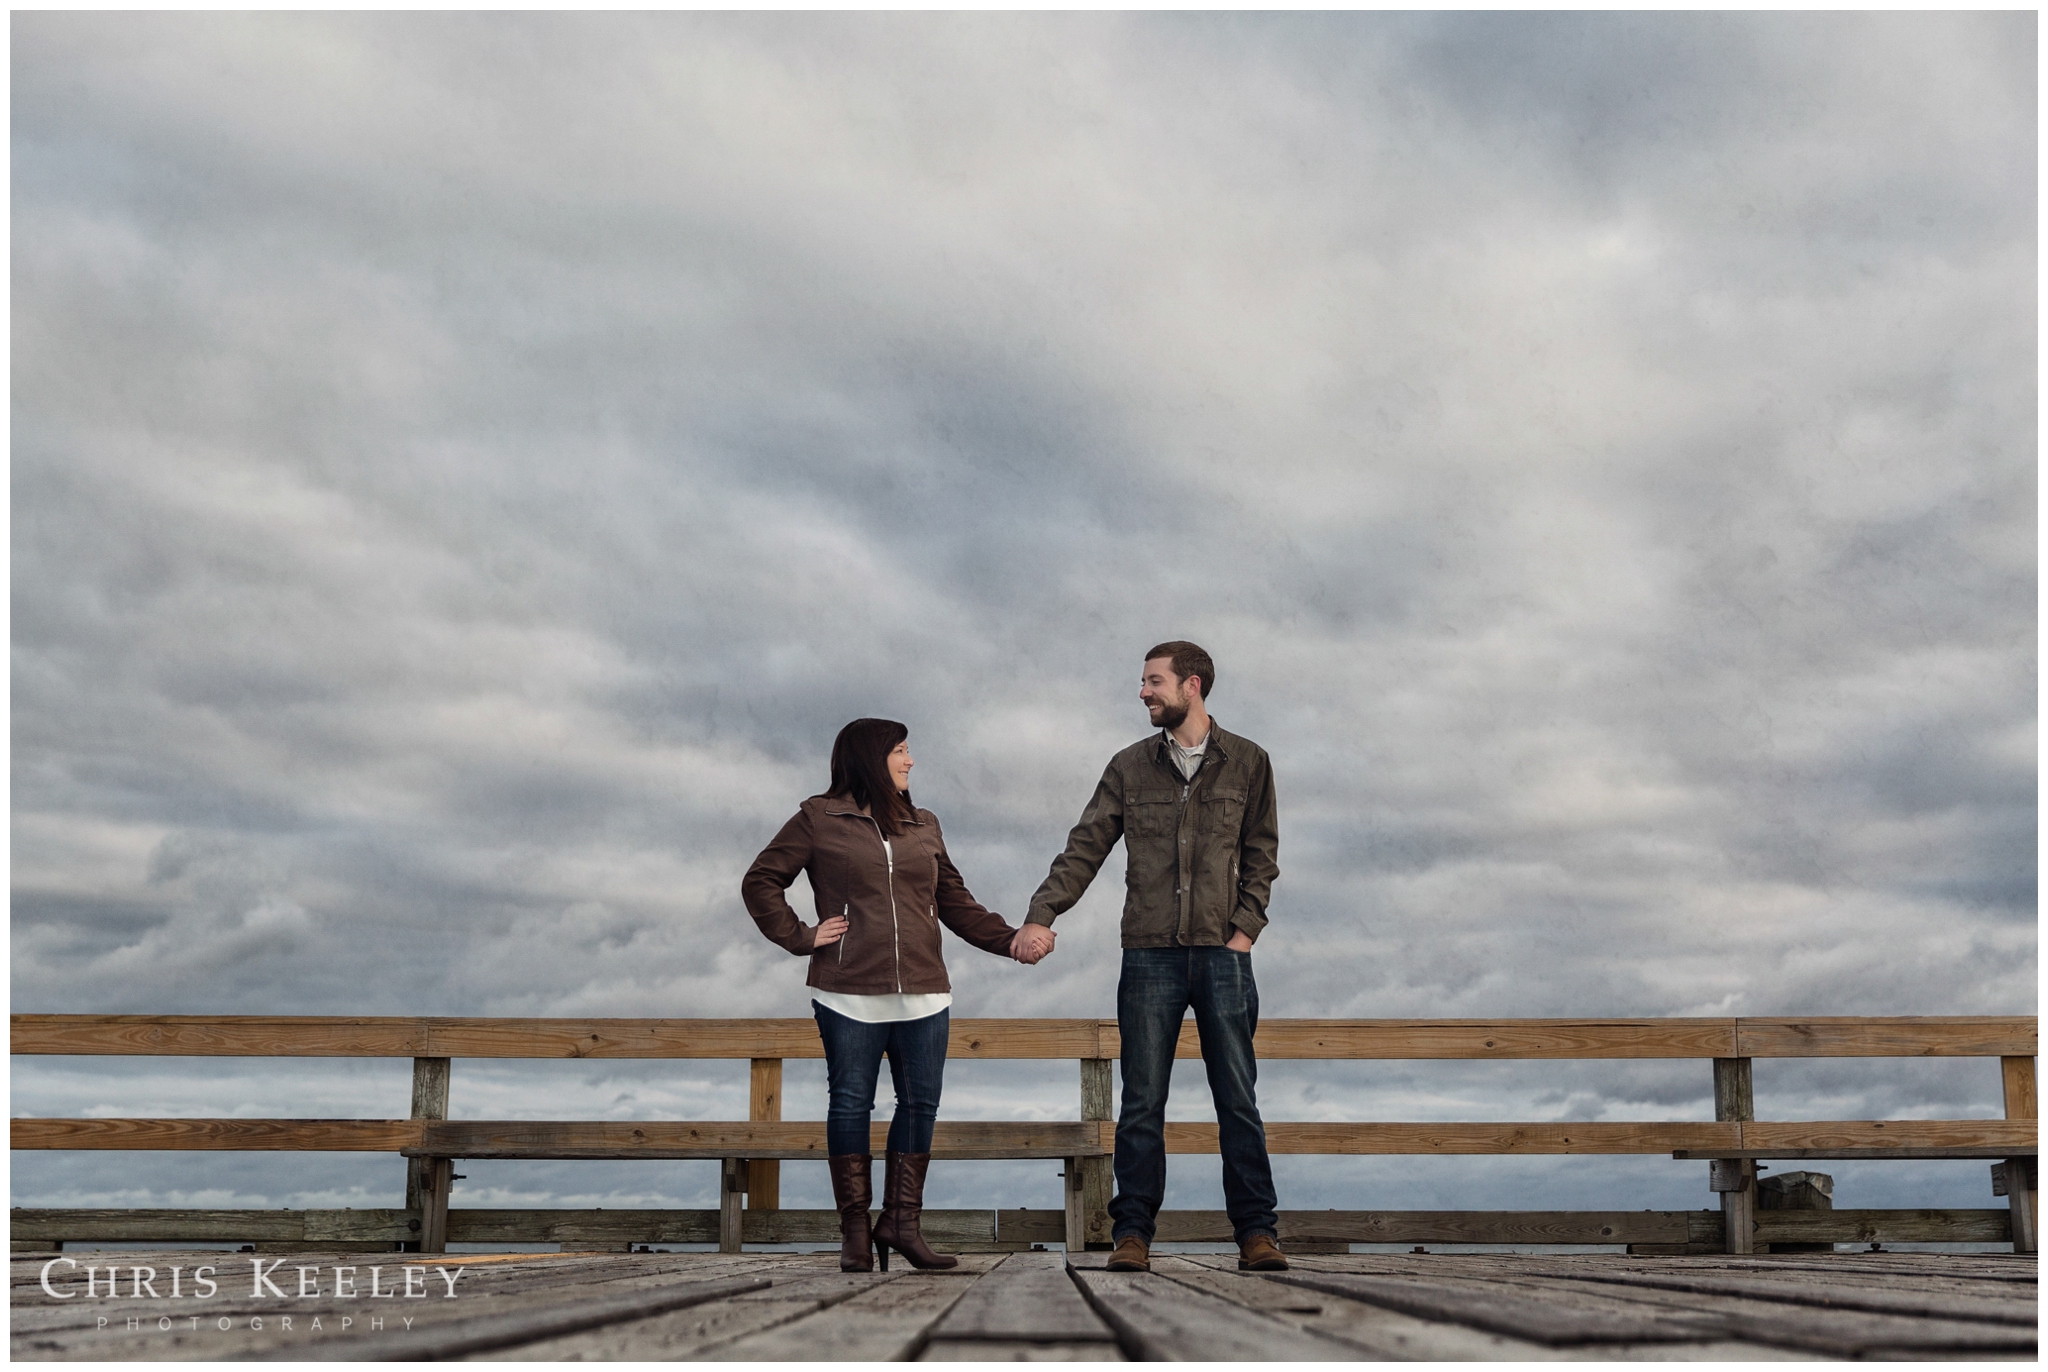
[405,1058,451,1254]
[1079,1058,1114,1249]
[747,1059,782,1213]
[719,1157,746,1254]
[2001,1056,2037,1253]
[1713,1058,1757,1254]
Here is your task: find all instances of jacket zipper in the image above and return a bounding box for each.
[854,814,904,993]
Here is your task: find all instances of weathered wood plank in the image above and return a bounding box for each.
[18,1013,2032,1060]
[746,1058,782,1212]
[1543,1268,2037,1325]
[1264,1270,1725,1346]
[1078,1061,1114,1249]
[1154,1257,1601,1361]
[1754,1209,2012,1244]
[407,1119,1113,1160]
[1268,1265,2040,1357]
[33,1115,2005,1160]
[10,1119,424,1151]
[1736,1017,2037,1059]
[8,1016,1104,1060]
[704,1264,976,1361]
[12,1205,2009,1249]
[1148,1209,1692,1245]
[928,1252,1115,1343]
[1067,1267,1364,1360]
[1219,1019,1741,1059]
[1480,1269,2040,1358]
[455,1270,885,1362]
[920,1338,1125,1360]
[1740,1119,2037,1155]
[1167,1120,1744,1154]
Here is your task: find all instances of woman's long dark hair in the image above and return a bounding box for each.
[828,718,914,836]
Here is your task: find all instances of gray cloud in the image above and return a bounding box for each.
[11,13,2033,1219]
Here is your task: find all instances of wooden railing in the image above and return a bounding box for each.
[10,1014,2037,1256]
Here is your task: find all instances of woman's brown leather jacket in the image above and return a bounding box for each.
[742,794,1017,994]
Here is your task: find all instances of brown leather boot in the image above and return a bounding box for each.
[1106,1234,1151,1271]
[827,1153,874,1272]
[1238,1233,1288,1271]
[870,1151,957,1271]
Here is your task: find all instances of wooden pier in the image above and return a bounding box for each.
[10,1246,2037,1360]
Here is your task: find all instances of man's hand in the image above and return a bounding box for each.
[813,915,849,948]
[1225,929,1253,953]
[1012,924,1057,964]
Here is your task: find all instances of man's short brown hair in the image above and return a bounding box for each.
[1145,641,1215,699]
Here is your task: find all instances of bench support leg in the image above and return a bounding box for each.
[2002,1057,2037,1254]
[417,1158,452,1255]
[1714,1058,1757,1254]
[404,1057,452,1253]
[1079,1059,1114,1249]
[748,1059,783,1211]
[720,1157,746,1254]
[1062,1158,1088,1253]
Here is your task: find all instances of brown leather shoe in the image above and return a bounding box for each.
[1238,1233,1288,1271]
[827,1153,873,1272]
[1105,1234,1150,1271]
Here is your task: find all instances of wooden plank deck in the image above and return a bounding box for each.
[10,1246,2033,1360]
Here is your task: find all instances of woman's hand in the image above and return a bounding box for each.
[813,915,849,948]
[1011,925,1055,964]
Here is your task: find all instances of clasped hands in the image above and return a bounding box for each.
[1010,923,1056,965]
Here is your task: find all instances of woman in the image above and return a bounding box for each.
[742,718,1023,1272]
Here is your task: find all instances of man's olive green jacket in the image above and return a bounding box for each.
[1024,721,1278,947]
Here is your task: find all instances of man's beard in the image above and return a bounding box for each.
[1149,696,1190,732]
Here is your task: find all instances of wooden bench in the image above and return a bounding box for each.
[10,1014,2037,1255]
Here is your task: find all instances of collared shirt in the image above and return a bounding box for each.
[1164,727,1209,781]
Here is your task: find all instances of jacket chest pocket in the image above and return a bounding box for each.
[1198,786,1246,834]
[1127,792,1180,839]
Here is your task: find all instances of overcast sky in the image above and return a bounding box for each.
[12,13,2035,1224]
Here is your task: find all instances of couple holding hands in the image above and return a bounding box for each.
[742,641,1288,1275]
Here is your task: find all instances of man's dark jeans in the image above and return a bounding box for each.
[813,1003,949,1156]
[1109,947,1279,1246]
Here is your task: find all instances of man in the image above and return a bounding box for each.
[1011,641,1285,1272]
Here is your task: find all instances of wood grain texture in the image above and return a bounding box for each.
[927,1252,1116,1343]
[709,1266,975,1361]
[1148,1209,1693,1244]
[1752,1209,2012,1244]
[1068,1268,1363,1360]
[10,1118,423,1151]
[1735,1017,2037,1058]
[747,1058,782,1211]
[1149,1256,1578,1361]
[406,1119,1113,1160]
[1741,1119,2037,1154]
[1165,1120,1744,1154]
[274,1272,779,1361]
[2004,1056,2038,1120]
[920,1338,1126,1360]
[1545,1266,2037,1325]
[17,1013,2033,1060]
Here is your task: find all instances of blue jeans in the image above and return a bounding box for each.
[813,1003,949,1156]
[1109,947,1279,1246]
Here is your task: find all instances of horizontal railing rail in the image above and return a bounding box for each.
[11,1013,2036,1258]
[10,1014,2037,1059]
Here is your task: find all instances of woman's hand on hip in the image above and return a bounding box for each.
[813,915,849,948]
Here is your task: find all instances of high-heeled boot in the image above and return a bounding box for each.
[871,1150,957,1270]
[827,1153,874,1272]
